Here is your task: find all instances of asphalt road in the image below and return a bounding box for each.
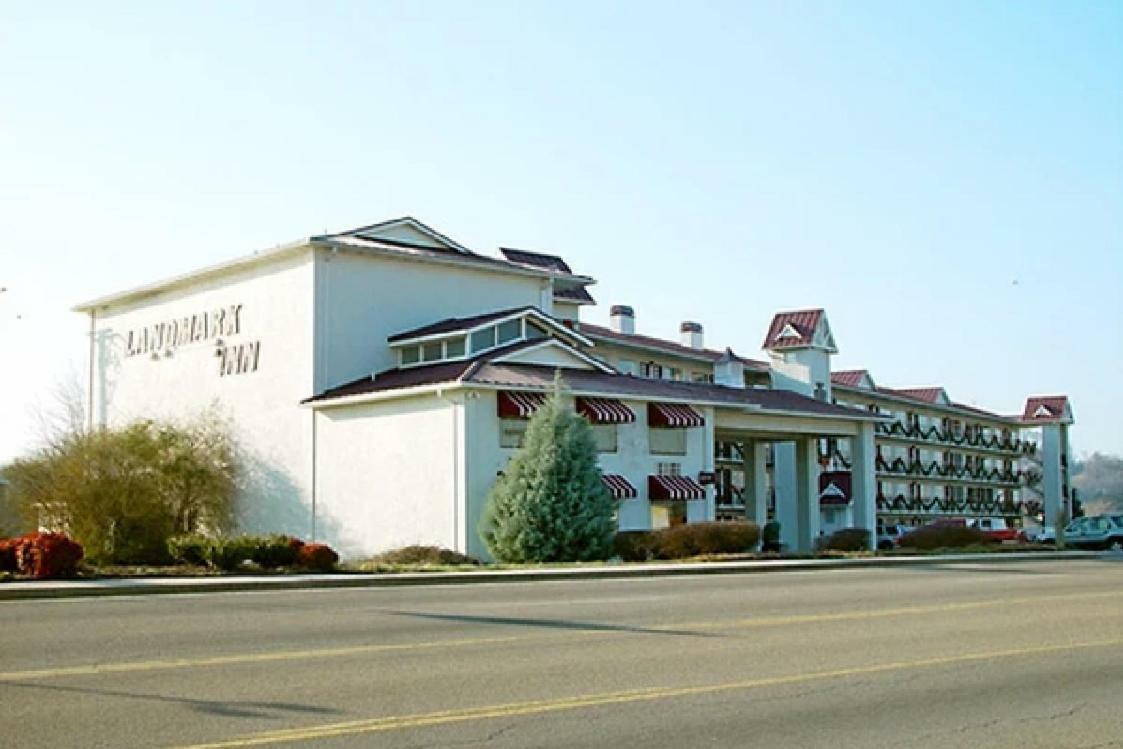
[2,558,1122,749]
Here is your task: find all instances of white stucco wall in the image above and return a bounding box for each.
[313,250,551,392]
[88,249,318,538]
[314,393,465,558]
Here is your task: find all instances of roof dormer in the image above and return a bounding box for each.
[762,309,838,354]
[387,306,593,370]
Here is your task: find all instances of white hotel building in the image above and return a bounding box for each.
[75,218,1074,559]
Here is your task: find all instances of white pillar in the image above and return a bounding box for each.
[774,442,799,551]
[850,422,877,551]
[1041,424,1065,528]
[795,437,821,552]
[745,441,769,532]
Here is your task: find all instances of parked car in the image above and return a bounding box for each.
[876,523,911,550]
[1062,515,1123,551]
[966,517,1020,543]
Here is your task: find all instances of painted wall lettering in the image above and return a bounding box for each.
[218,341,261,377]
[126,304,242,357]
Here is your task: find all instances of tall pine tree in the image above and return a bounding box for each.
[481,374,617,562]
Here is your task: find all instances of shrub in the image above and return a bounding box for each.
[296,543,338,572]
[614,532,657,562]
[0,537,20,572]
[14,533,84,578]
[372,545,478,566]
[656,522,760,559]
[3,414,238,565]
[821,528,871,552]
[248,535,302,568]
[480,374,617,563]
[167,534,211,566]
[204,536,255,571]
[615,522,760,561]
[898,524,997,550]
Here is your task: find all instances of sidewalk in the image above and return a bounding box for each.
[0,550,1100,601]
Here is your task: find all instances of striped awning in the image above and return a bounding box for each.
[648,474,706,501]
[497,391,547,419]
[647,402,705,428]
[577,397,635,424]
[601,474,637,499]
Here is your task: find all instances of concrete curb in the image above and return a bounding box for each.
[0,551,1102,601]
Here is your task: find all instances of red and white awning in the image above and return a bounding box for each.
[497,391,547,419]
[577,397,636,424]
[601,474,637,499]
[647,402,705,428]
[648,474,706,501]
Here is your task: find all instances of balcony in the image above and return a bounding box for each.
[875,456,1026,486]
[875,421,1037,456]
[875,493,1028,518]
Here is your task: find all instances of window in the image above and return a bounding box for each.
[400,345,420,365]
[618,360,637,375]
[649,427,687,455]
[668,368,682,381]
[691,371,714,383]
[497,319,521,345]
[656,462,682,476]
[445,337,466,358]
[640,361,663,379]
[422,342,442,362]
[591,424,617,453]
[499,419,527,449]
[525,321,548,340]
[471,326,496,353]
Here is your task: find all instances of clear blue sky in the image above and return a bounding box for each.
[1,0,1120,461]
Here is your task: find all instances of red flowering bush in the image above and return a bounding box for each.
[296,543,338,572]
[14,533,84,578]
[0,537,20,572]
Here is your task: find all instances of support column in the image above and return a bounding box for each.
[774,442,799,551]
[744,441,769,533]
[1041,424,1065,529]
[850,422,877,551]
[795,437,821,552]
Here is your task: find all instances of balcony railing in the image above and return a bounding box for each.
[875,421,1037,455]
[875,494,1038,517]
[875,456,1039,485]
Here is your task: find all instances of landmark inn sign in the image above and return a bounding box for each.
[124,303,260,377]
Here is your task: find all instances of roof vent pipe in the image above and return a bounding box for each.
[610,305,635,335]
[680,321,703,349]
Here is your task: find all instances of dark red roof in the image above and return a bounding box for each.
[884,387,947,404]
[307,348,880,423]
[831,370,871,388]
[1022,396,1070,422]
[579,323,769,372]
[554,285,596,304]
[499,248,572,273]
[762,309,823,350]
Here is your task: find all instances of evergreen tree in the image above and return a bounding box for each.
[481,374,617,562]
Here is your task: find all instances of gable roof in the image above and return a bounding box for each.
[831,369,874,389]
[762,309,836,352]
[885,387,950,406]
[336,216,474,254]
[1022,396,1072,423]
[75,217,586,312]
[579,323,769,372]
